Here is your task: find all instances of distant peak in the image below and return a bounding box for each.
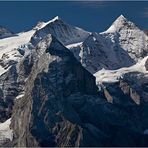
[49,16,62,23]
[53,16,61,21]
[104,14,135,33]
[113,14,128,25]
[33,16,62,30]
[117,14,126,20]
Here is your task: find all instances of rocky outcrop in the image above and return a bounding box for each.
[102,72,148,105]
[0,48,35,122]
[119,80,141,105]
[145,58,148,71]
[10,34,99,147]
[0,65,19,122]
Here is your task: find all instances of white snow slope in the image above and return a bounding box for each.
[94,56,148,84]
[0,30,35,75]
[0,118,13,145]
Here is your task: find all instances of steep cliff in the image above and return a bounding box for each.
[8,35,148,147]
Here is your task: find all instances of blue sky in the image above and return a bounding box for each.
[0,1,147,33]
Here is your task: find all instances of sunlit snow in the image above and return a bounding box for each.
[0,118,13,144]
[94,56,148,83]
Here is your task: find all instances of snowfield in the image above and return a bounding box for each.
[94,56,148,83]
[0,30,35,75]
[0,30,35,58]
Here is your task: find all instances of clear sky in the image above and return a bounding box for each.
[0,1,147,33]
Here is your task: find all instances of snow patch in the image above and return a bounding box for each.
[0,118,13,144]
[94,56,148,84]
[15,94,25,100]
[0,66,9,76]
[66,42,83,48]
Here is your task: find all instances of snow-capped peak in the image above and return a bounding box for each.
[52,16,61,21]
[33,16,61,30]
[44,16,62,25]
[116,14,127,21]
[101,14,148,63]
[104,14,136,33]
[31,16,90,46]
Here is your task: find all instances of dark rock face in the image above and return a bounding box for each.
[144,30,148,36]
[0,50,35,122]
[10,35,99,147]
[7,35,148,147]
[0,65,19,122]
[145,58,148,71]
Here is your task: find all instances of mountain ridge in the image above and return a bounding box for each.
[0,15,148,147]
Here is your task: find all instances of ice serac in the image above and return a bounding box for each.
[31,16,90,46]
[102,15,148,62]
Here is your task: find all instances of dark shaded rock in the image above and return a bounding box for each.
[144,30,148,36]
[145,58,148,71]
[8,35,148,147]
[10,35,99,147]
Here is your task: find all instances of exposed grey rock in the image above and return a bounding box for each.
[8,35,148,147]
[10,34,99,147]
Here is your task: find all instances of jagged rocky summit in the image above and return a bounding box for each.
[0,15,148,147]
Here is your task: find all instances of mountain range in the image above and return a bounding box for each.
[0,15,148,147]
